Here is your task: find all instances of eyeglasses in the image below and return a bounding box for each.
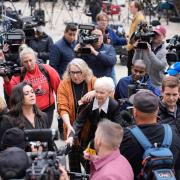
[69,71,82,76]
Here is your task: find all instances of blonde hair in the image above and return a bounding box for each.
[0,97,7,112]
[63,58,93,82]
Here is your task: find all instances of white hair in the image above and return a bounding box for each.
[94,77,115,92]
[19,47,37,62]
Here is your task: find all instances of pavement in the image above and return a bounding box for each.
[0,0,179,147]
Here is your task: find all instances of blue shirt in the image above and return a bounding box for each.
[115,75,160,100]
[49,37,76,78]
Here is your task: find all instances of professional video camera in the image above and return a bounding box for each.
[1,32,25,53]
[77,24,98,54]
[0,61,21,77]
[26,145,90,180]
[131,22,155,49]
[24,129,59,151]
[26,147,69,180]
[128,81,148,98]
[166,35,180,65]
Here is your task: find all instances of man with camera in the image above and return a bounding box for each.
[127,0,145,75]
[75,28,117,78]
[115,59,160,101]
[132,25,168,87]
[2,29,26,65]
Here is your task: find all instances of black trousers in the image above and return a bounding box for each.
[127,49,135,75]
[42,104,55,128]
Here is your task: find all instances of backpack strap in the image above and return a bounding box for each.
[162,124,172,148]
[20,67,26,82]
[127,125,153,150]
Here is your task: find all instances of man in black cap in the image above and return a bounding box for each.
[120,90,180,179]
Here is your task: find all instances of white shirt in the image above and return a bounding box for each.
[92,97,109,114]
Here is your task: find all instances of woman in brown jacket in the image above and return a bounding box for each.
[57,58,96,173]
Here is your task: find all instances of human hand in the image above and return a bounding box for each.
[2,43,9,53]
[67,125,75,138]
[65,137,74,147]
[59,164,69,180]
[85,44,98,56]
[81,90,96,104]
[74,43,81,52]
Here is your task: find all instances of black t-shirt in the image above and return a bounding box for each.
[120,123,180,179]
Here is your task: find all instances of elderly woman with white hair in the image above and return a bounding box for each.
[67,76,125,172]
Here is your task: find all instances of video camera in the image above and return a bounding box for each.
[128,81,148,98]
[1,32,25,53]
[77,24,98,54]
[26,146,69,180]
[0,61,21,77]
[166,35,180,65]
[131,22,155,49]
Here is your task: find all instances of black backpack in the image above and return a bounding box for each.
[128,124,176,180]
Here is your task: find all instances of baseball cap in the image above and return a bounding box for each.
[167,62,180,76]
[1,127,26,150]
[153,25,166,37]
[0,147,31,179]
[129,89,159,113]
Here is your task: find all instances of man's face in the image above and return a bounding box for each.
[64,30,77,44]
[97,17,108,31]
[130,2,138,16]
[152,33,164,45]
[131,64,146,81]
[162,86,179,109]
[91,29,103,49]
[21,53,36,71]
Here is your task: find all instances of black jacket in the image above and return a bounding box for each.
[158,99,180,135]
[71,97,125,142]
[29,33,54,63]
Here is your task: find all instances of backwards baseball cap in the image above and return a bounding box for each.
[153,25,166,37]
[0,147,31,179]
[1,127,26,150]
[167,62,180,76]
[129,89,159,113]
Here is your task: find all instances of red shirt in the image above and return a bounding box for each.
[4,64,60,110]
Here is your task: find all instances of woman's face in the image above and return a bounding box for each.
[21,53,36,72]
[23,85,36,106]
[97,17,108,31]
[69,64,85,84]
[95,87,111,105]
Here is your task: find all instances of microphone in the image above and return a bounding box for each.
[121,110,134,124]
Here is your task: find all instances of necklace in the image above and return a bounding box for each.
[71,81,86,118]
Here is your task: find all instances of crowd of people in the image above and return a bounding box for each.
[0,0,179,179]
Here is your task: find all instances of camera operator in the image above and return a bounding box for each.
[28,26,54,64]
[132,25,168,87]
[2,29,26,65]
[115,59,160,101]
[3,47,60,128]
[127,0,146,75]
[75,28,117,79]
